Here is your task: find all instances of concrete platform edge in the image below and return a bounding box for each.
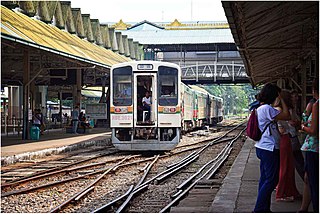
[209,137,253,213]
[1,138,111,166]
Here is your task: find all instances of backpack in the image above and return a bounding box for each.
[246,109,271,141]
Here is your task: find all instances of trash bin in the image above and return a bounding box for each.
[30,126,40,140]
[89,120,94,128]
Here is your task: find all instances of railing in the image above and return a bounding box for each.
[1,116,23,136]
[181,62,248,83]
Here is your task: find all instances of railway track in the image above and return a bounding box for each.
[1,120,247,213]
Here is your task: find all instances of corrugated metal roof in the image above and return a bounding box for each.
[1,6,131,68]
[81,90,102,98]
[222,1,318,86]
[119,25,234,45]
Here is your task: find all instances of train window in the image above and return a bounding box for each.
[158,66,178,106]
[113,66,132,106]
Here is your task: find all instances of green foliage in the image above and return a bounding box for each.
[201,84,259,115]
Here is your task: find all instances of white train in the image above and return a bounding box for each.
[110,61,223,151]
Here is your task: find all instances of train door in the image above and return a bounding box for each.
[134,74,157,126]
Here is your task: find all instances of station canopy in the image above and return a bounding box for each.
[222,2,319,86]
[1,6,130,69]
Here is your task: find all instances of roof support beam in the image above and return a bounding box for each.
[245,2,283,26]
[247,17,311,42]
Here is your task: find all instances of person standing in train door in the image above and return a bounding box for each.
[253,83,290,213]
[142,91,152,122]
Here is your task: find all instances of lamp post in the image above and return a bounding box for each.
[235,97,239,117]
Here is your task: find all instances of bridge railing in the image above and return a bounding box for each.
[181,62,248,83]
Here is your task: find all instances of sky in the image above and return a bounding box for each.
[70,0,228,23]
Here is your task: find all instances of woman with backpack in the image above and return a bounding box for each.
[253,83,291,213]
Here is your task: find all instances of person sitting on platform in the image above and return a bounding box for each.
[79,112,90,133]
[32,109,43,135]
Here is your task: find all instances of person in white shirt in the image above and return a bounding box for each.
[254,83,291,213]
[142,91,151,121]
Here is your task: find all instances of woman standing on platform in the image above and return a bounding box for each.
[300,79,319,213]
[253,83,291,213]
[275,90,301,202]
[289,90,305,180]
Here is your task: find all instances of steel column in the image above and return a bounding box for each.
[22,50,30,140]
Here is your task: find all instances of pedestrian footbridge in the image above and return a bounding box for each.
[181,62,249,84]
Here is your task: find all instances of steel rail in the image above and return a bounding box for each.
[204,147,233,179]
[174,136,220,149]
[1,151,118,188]
[176,143,231,191]
[1,166,114,197]
[93,155,159,213]
[159,150,232,213]
[94,134,238,211]
[60,123,246,213]
[1,156,141,197]
[154,154,199,185]
[159,127,246,213]
[93,185,134,213]
[169,136,235,157]
[137,124,245,188]
[116,155,159,213]
[113,156,156,170]
[50,156,132,213]
[166,151,197,169]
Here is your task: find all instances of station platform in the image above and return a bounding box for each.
[209,138,311,213]
[1,127,112,165]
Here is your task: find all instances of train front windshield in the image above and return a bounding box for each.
[113,66,132,106]
[158,66,178,106]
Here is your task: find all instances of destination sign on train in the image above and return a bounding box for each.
[137,64,153,70]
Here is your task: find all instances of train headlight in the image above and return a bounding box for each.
[114,107,128,113]
[170,108,176,113]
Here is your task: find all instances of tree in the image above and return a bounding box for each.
[202,84,259,115]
